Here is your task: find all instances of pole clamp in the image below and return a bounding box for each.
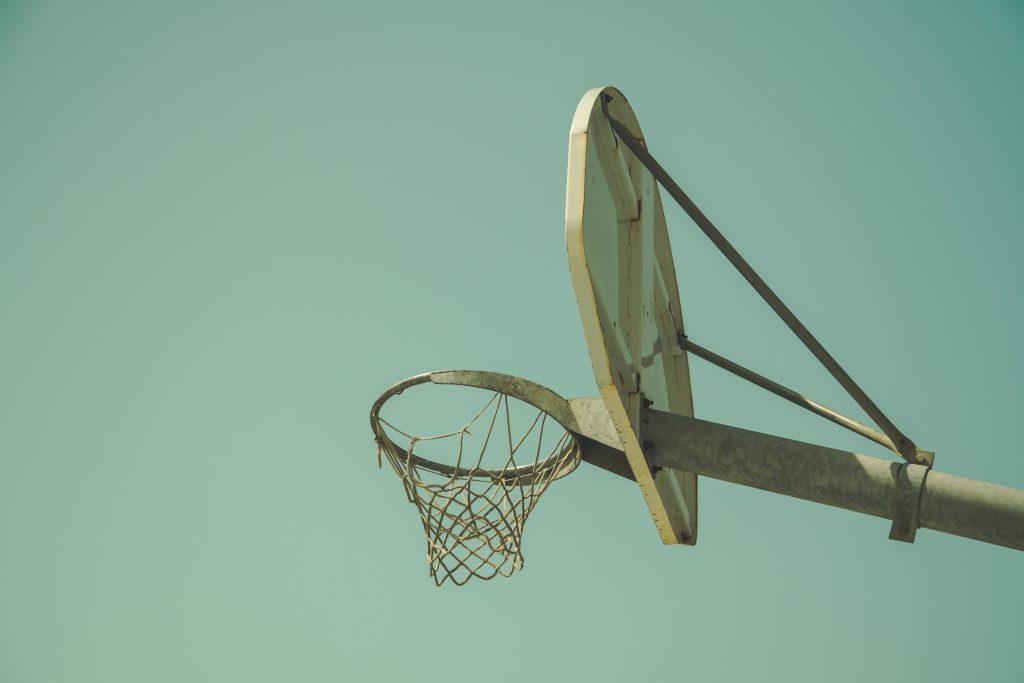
[889,463,930,543]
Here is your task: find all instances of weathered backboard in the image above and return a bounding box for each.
[565,86,698,544]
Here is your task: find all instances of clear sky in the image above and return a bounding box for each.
[1,1,1022,681]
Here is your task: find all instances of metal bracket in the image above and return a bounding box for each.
[566,396,635,481]
[889,463,931,543]
[638,393,662,476]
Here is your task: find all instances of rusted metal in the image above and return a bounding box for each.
[604,112,930,467]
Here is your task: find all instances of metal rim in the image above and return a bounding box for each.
[370,370,581,480]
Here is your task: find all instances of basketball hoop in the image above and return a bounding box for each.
[370,370,581,586]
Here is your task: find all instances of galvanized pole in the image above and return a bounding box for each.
[633,408,1024,550]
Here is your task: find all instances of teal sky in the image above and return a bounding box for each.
[2,2,1022,681]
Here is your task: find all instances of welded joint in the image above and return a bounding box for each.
[889,463,931,543]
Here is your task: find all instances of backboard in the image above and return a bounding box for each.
[565,86,698,545]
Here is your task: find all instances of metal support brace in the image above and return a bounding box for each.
[603,105,930,466]
[889,464,930,543]
[679,334,901,455]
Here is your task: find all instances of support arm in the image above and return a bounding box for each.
[571,397,1024,551]
[638,408,1024,550]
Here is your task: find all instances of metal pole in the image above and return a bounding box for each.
[639,408,1024,550]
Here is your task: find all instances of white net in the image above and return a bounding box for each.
[372,387,580,586]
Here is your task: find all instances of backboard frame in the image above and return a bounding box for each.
[565,86,698,545]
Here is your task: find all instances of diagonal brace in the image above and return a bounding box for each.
[603,103,930,466]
